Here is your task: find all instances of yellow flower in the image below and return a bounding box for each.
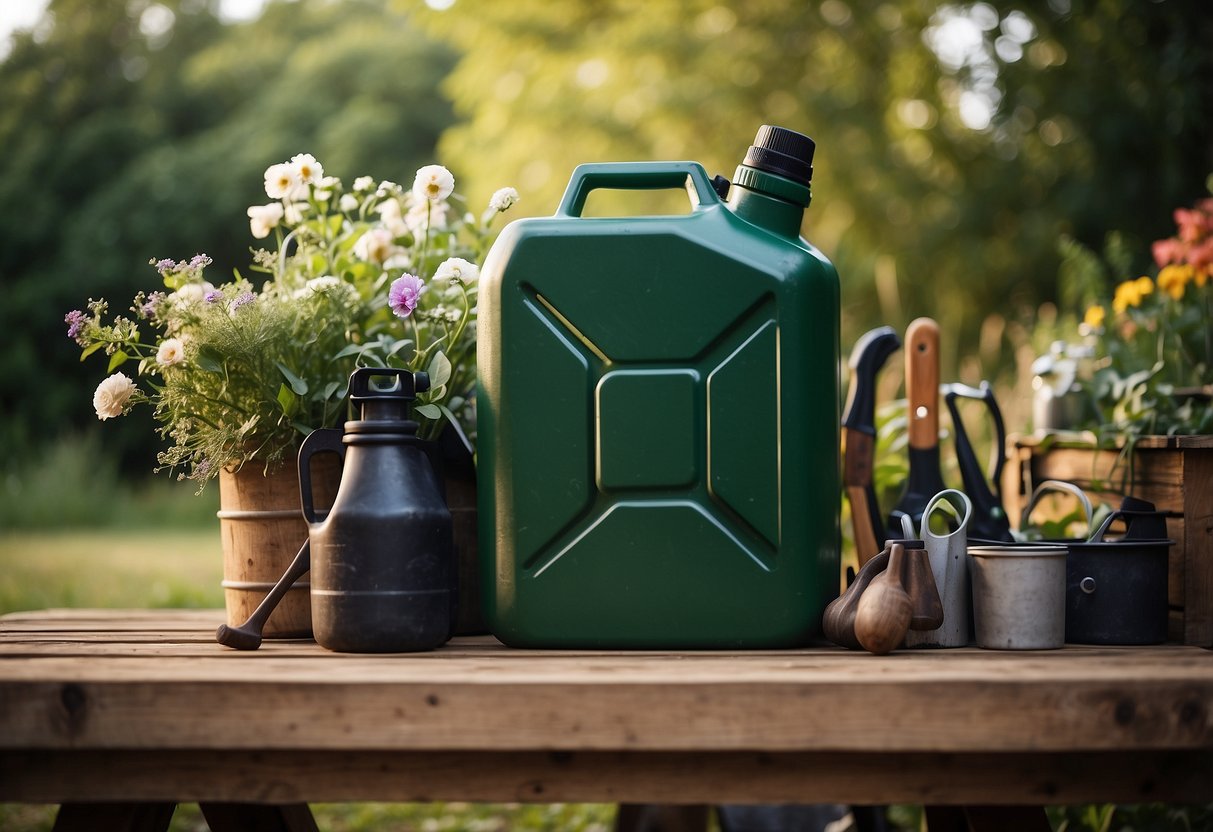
[1112,276,1152,313]
[1083,304,1106,329]
[1156,263,1192,300]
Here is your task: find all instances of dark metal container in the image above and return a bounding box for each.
[298,368,454,653]
[1065,506,1173,645]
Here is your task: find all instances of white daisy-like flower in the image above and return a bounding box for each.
[353,176,376,192]
[156,337,186,367]
[376,198,409,236]
[264,163,300,200]
[353,228,396,264]
[434,257,479,286]
[413,164,455,203]
[93,372,137,420]
[290,153,324,185]
[488,186,520,212]
[247,202,285,239]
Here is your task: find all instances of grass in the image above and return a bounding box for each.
[0,528,223,613]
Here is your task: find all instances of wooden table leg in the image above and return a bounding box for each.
[199,803,319,832]
[52,802,176,832]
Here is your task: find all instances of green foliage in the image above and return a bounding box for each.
[0,0,458,471]
[1052,190,1213,443]
[0,432,217,530]
[419,0,1212,386]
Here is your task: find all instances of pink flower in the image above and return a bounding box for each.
[388,274,424,319]
[1174,208,1208,243]
[1152,237,1186,268]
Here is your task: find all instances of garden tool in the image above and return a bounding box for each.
[842,325,901,566]
[887,318,946,540]
[943,381,1013,542]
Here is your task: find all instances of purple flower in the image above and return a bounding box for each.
[65,310,87,340]
[229,291,257,313]
[388,274,425,319]
[152,258,177,277]
[140,291,166,319]
[204,290,224,304]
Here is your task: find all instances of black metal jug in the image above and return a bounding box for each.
[298,367,454,652]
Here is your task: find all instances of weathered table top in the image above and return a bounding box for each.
[1,608,1210,806]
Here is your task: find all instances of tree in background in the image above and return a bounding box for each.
[421,0,1212,380]
[0,0,456,466]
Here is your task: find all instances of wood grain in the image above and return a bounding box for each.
[2,609,1211,806]
[905,318,940,450]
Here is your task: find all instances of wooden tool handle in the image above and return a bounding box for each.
[905,318,940,450]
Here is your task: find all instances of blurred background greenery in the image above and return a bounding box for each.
[1,0,1210,829]
[2,0,1210,484]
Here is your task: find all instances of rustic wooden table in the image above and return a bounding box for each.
[1,609,1210,830]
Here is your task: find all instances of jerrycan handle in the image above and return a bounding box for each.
[298,428,345,523]
[555,162,721,218]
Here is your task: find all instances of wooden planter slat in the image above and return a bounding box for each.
[1002,434,1213,646]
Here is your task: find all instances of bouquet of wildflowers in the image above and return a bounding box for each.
[67,154,518,486]
[1072,185,1213,438]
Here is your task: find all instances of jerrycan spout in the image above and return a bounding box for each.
[725,125,816,239]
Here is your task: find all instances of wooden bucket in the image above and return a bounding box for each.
[218,455,341,639]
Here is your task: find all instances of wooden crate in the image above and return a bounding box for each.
[1002,434,1213,646]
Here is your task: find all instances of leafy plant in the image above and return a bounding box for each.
[1057,180,1213,442]
[67,155,518,487]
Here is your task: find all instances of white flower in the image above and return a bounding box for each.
[290,153,324,185]
[171,282,215,306]
[353,176,376,192]
[264,163,300,200]
[406,199,450,232]
[156,337,186,367]
[376,198,410,236]
[338,193,359,213]
[247,202,285,239]
[489,186,520,212]
[93,372,137,420]
[413,164,455,203]
[435,257,479,285]
[354,228,396,264]
[283,201,306,224]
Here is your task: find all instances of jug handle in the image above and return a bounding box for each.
[555,162,721,218]
[298,427,345,523]
[920,489,973,541]
[1022,479,1094,538]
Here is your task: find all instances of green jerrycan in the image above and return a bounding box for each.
[477,125,840,647]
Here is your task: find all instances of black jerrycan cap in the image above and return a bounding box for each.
[743,125,815,187]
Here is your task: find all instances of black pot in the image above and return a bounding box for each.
[1065,508,1173,645]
